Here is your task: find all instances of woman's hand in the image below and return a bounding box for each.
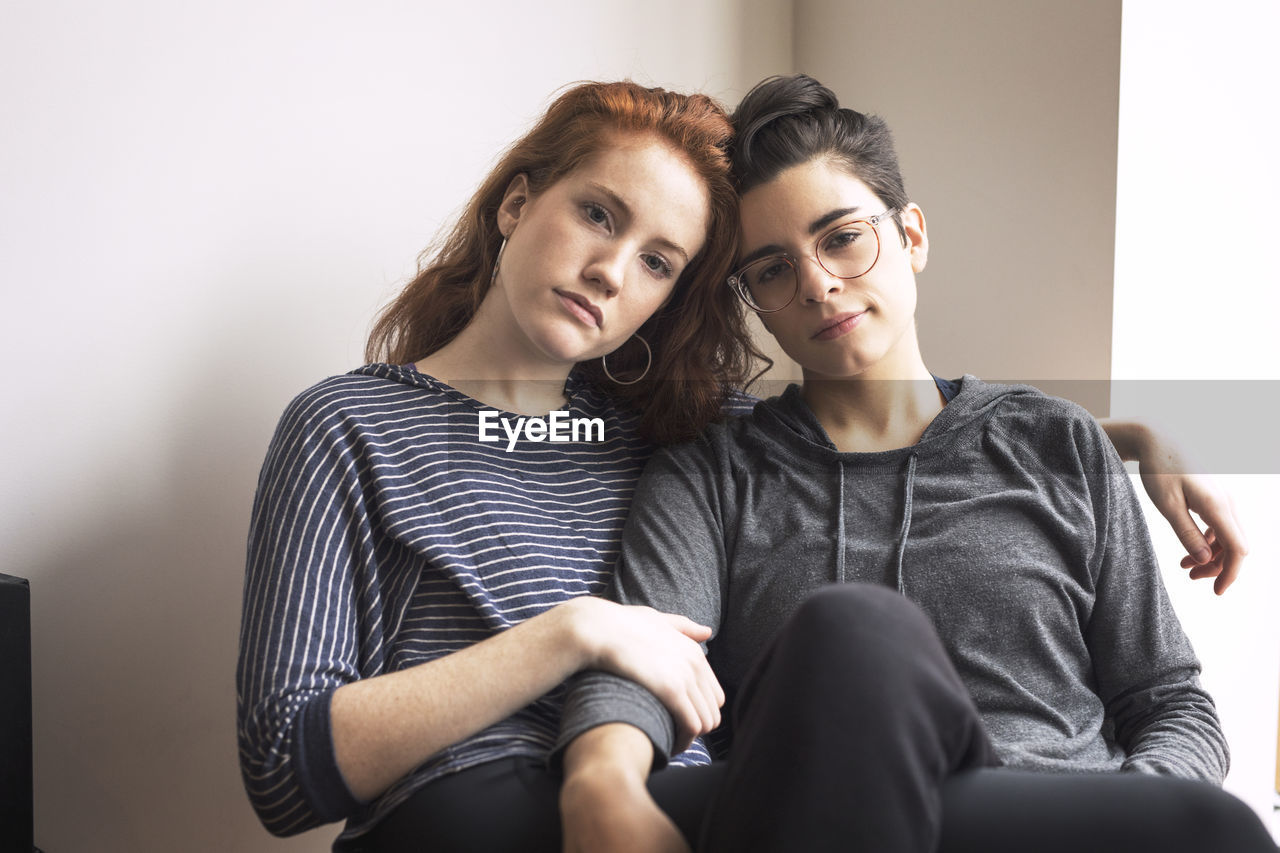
[1108,419,1250,594]
[568,597,724,750]
[1139,465,1248,594]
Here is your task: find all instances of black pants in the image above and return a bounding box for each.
[355,585,1277,852]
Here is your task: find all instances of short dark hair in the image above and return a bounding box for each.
[730,74,908,243]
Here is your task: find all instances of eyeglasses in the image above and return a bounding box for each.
[727,209,899,313]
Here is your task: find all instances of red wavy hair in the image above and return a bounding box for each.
[366,81,765,444]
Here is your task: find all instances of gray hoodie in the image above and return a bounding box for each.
[555,376,1227,782]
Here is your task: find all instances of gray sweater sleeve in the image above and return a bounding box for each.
[552,439,728,771]
[1070,412,1229,781]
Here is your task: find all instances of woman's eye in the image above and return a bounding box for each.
[824,228,862,253]
[758,261,788,284]
[642,253,674,278]
[583,202,611,227]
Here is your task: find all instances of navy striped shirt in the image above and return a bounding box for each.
[236,363,715,840]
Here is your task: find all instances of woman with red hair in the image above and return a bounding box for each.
[237,81,753,851]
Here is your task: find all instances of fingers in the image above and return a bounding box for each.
[684,653,722,731]
[1181,528,1217,571]
[693,653,725,713]
[667,648,723,748]
[1184,490,1250,595]
[1157,500,1213,567]
[663,670,719,752]
[604,606,724,748]
[1151,473,1251,594]
[1206,511,1248,596]
[667,696,702,754]
[664,612,713,643]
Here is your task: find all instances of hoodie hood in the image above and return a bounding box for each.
[754,375,1036,463]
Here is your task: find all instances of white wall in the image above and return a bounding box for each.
[1112,0,1280,834]
[0,3,790,850]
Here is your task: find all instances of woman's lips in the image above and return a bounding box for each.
[812,311,866,340]
[556,290,602,328]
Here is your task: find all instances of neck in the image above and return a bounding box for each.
[415,287,572,416]
[800,349,943,453]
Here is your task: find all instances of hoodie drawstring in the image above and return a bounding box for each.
[892,452,919,594]
[835,463,847,583]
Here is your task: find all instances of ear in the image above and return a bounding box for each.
[901,203,929,274]
[496,174,531,237]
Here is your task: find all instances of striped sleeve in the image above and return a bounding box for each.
[235,381,373,835]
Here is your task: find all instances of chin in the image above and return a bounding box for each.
[803,353,878,380]
[529,328,601,366]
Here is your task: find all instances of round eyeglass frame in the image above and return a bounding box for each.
[726,208,899,313]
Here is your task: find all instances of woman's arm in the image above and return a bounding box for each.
[556,440,732,851]
[1082,417,1229,780]
[560,724,692,853]
[1098,418,1248,593]
[330,597,720,803]
[236,386,719,834]
[555,439,732,766]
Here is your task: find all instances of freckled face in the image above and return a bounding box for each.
[493,133,711,365]
[737,158,927,380]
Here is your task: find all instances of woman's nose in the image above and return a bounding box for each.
[583,248,627,297]
[799,256,842,303]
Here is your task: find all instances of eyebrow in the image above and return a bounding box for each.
[587,182,690,264]
[809,206,862,234]
[737,206,864,269]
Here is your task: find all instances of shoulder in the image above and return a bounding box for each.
[970,378,1117,476]
[647,388,763,465]
[269,364,453,455]
[719,388,760,417]
[288,363,444,414]
[972,378,1104,440]
[646,403,767,485]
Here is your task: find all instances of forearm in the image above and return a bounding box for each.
[331,597,599,802]
[554,670,680,771]
[560,724,689,853]
[1097,417,1154,462]
[562,722,656,785]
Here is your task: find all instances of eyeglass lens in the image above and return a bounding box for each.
[737,221,881,311]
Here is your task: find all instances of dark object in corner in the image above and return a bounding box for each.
[0,573,34,853]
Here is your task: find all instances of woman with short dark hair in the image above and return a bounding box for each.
[557,74,1273,853]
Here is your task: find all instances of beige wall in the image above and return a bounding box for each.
[790,0,1121,414]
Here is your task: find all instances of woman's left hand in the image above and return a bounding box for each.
[1120,419,1250,594]
[1138,465,1248,595]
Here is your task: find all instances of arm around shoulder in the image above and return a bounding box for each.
[1098,416,1249,593]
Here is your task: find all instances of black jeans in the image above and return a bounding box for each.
[353,585,1276,852]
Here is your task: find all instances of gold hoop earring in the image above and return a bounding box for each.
[601,334,652,386]
[490,236,508,285]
